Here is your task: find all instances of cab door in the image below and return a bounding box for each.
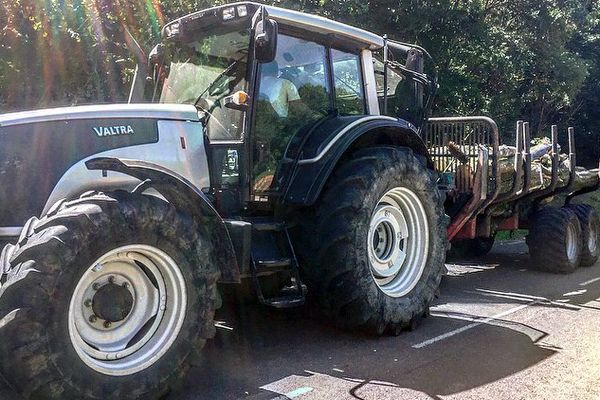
[250,33,333,199]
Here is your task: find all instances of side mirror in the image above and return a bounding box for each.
[253,8,278,63]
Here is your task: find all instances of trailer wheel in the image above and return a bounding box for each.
[527,207,582,273]
[0,191,220,399]
[297,147,447,334]
[566,203,600,267]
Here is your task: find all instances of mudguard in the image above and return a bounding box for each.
[86,157,240,283]
[283,116,432,206]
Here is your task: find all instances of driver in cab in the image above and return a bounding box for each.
[258,61,302,118]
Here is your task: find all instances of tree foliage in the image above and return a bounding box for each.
[0,0,599,165]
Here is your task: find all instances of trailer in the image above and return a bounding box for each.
[425,117,600,271]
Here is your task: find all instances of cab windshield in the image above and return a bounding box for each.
[159,29,251,140]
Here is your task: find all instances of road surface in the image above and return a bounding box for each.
[173,240,600,400]
[2,240,599,399]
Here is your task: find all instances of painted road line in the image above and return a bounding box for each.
[215,321,234,331]
[412,300,539,349]
[563,289,587,296]
[470,289,580,310]
[285,387,313,398]
[474,288,552,302]
[430,310,548,342]
[579,277,600,286]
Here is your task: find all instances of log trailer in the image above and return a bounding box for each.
[0,2,597,399]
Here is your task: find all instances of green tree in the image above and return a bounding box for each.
[0,0,598,164]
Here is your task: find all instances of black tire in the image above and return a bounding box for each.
[448,235,495,259]
[296,147,447,335]
[566,203,600,267]
[0,190,221,400]
[526,207,582,273]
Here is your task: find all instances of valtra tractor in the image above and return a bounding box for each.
[0,3,598,399]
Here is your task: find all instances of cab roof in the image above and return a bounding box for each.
[163,2,384,51]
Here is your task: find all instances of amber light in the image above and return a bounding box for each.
[232,90,249,106]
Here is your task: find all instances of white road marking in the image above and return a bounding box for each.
[412,301,539,349]
[470,289,581,310]
[285,387,313,398]
[579,277,600,286]
[563,289,587,296]
[214,321,234,331]
[262,372,356,399]
[474,288,550,302]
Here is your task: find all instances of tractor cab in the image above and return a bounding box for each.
[147,2,435,216]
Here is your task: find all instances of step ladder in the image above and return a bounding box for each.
[249,219,305,308]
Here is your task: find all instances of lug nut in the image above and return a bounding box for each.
[108,276,115,284]
[89,315,97,323]
[84,299,92,308]
[122,282,129,289]
[92,283,100,291]
[103,321,112,329]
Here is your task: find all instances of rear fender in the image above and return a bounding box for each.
[283,117,433,206]
[86,157,240,283]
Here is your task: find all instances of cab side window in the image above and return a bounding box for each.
[373,57,404,115]
[331,49,365,115]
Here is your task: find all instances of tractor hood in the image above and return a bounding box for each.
[0,103,199,127]
[0,103,207,229]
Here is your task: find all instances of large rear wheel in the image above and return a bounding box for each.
[296,147,447,334]
[0,191,220,399]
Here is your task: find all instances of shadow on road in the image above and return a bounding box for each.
[174,303,557,400]
[170,240,600,399]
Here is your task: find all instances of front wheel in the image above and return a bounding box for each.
[296,147,448,334]
[0,191,220,399]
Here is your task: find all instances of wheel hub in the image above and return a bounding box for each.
[588,222,598,254]
[367,187,429,298]
[69,245,187,376]
[369,205,408,278]
[92,282,134,323]
[566,223,577,263]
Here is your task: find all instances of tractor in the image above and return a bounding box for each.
[0,2,597,399]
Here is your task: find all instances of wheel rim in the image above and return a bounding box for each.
[589,220,599,255]
[68,245,187,376]
[367,187,429,297]
[566,223,578,263]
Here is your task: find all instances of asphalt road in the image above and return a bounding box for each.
[173,240,600,400]
[2,240,600,399]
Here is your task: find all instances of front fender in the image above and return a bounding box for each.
[86,157,240,283]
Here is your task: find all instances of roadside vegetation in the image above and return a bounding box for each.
[0,0,599,166]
